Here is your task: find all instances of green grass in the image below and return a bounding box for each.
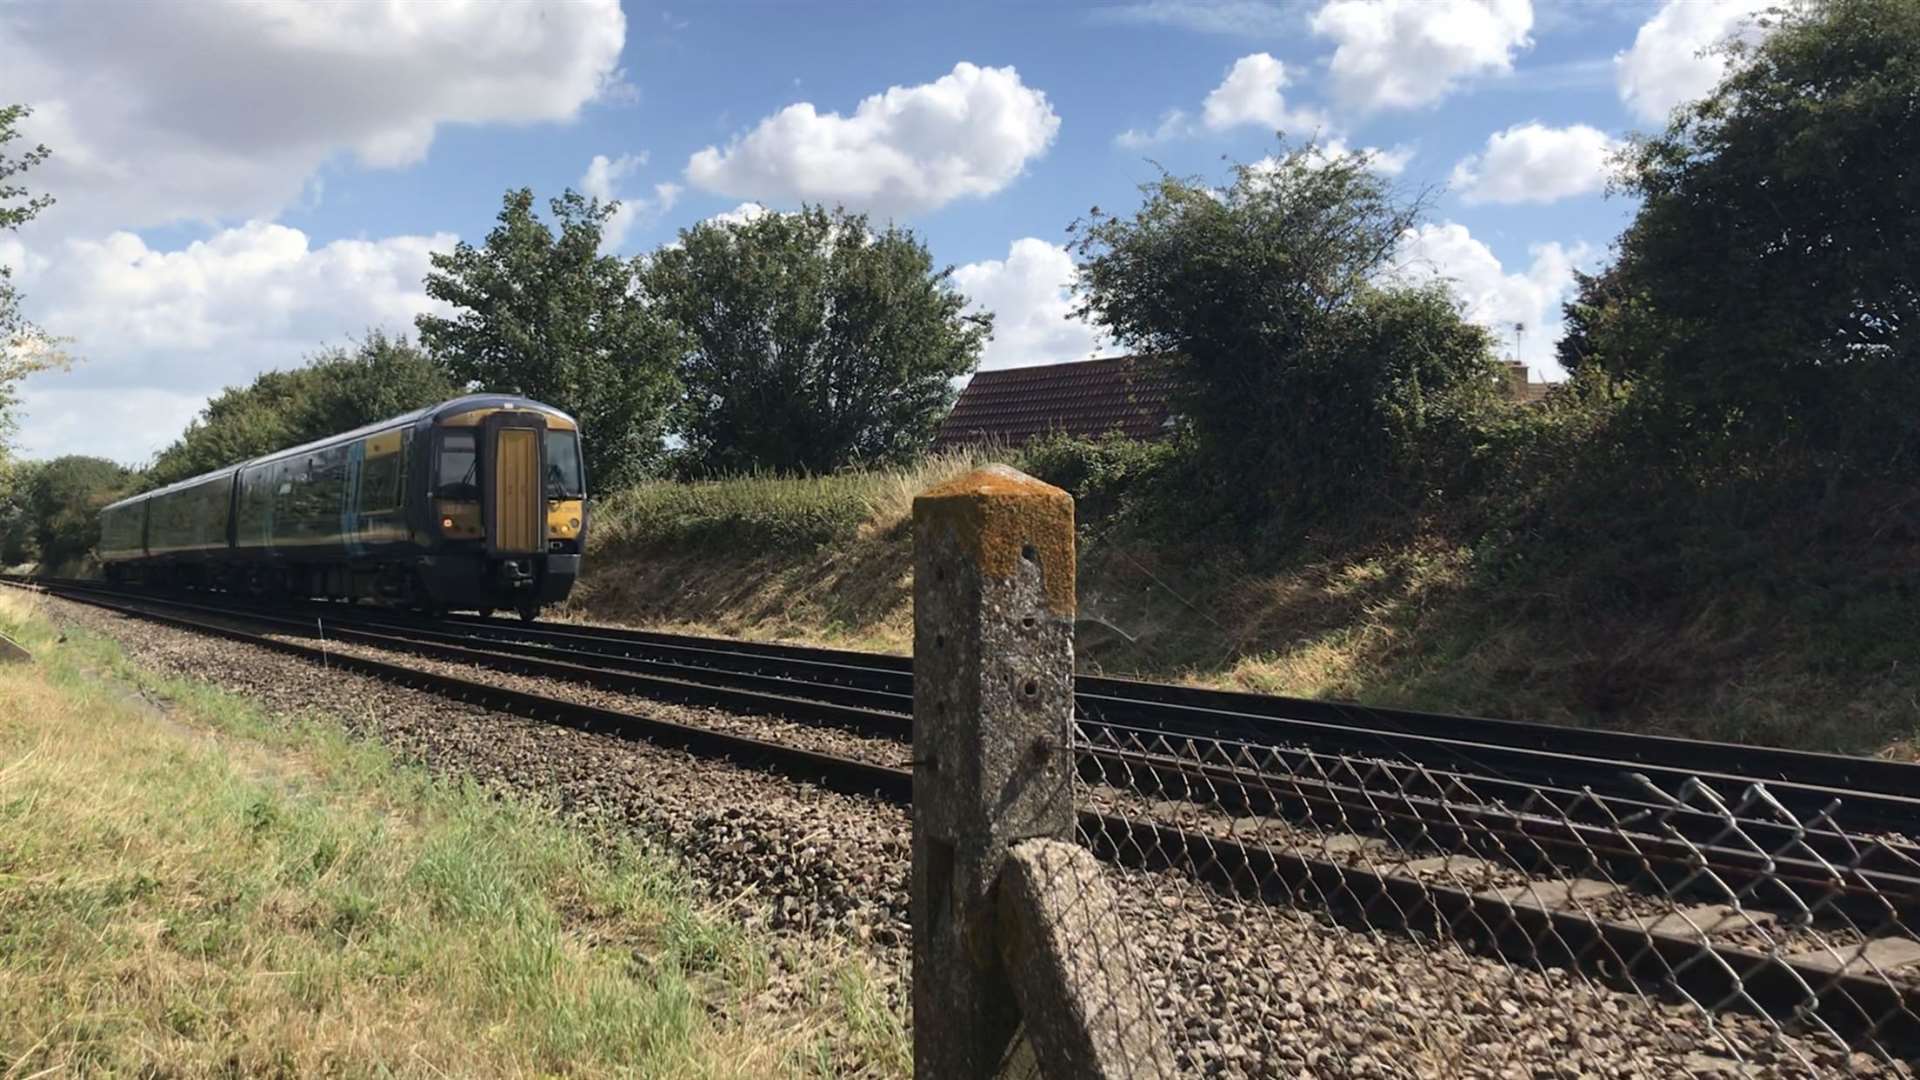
[0,590,909,1077]
[590,451,997,554]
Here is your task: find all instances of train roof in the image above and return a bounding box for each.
[101,393,577,513]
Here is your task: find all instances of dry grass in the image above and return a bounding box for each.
[0,589,908,1077]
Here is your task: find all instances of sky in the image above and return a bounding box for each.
[0,0,1774,467]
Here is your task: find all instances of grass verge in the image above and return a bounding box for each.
[0,589,907,1077]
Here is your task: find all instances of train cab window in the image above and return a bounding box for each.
[434,430,479,500]
[544,430,584,499]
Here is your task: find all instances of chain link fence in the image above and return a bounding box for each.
[1067,713,1920,1077]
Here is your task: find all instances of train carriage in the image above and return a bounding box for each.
[98,394,586,620]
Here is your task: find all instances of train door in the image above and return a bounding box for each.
[481,412,545,557]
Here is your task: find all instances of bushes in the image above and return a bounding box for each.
[589,452,990,555]
[1017,433,1189,532]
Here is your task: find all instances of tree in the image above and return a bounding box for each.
[20,455,132,569]
[416,189,680,488]
[1595,0,1920,472]
[1,104,68,473]
[1069,143,1499,519]
[144,330,455,488]
[640,205,989,475]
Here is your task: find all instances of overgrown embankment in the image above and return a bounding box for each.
[566,454,1920,760]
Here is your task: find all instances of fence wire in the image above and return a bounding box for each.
[1050,715,1920,1079]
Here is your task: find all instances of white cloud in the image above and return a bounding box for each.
[2,0,626,233]
[1201,53,1324,133]
[579,153,681,252]
[1311,0,1535,111]
[1393,221,1592,378]
[1091,1,1297,36]
[952,239,1105,371]
[1449,122,1617,204]
[1250,140,1416,179]
[706,203,773,229]
[1615,0,1771,124]
[1117,52,1324,147]
[9,222,456,464]
[684,62,1060,217]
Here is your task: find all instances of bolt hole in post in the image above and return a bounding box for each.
[1021,543,1038,562]
[1021,678,1040,699]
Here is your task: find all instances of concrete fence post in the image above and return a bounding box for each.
[913,465,1078,1077]
[911,464,1173,1079]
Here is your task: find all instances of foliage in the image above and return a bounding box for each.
[1017,432,1189,531]
[1069,142,1502,523]
[417,189,681,488]
[641,205,989,476]
[1,103,68,468]
[1589,0,1920,475]
[144,330,455,489]
[9,455,133,567]
[592,450,992,554]
[0,458,40,564]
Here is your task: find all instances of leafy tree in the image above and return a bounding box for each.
[641,205,989,475]
[145,330,454,488]
[1592,0,1920,472]
[416,188,680,488]
[1,104,68,471]
[0,458,41,565]
[19,455,132,569]
[1069,143,1499,519]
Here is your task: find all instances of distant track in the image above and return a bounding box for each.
[10,573,1920,1054]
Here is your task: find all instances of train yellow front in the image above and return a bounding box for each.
[97,394,586,620]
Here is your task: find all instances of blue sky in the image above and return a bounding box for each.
[1,0,1771,465]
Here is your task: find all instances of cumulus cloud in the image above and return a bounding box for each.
[951,239,1105,371]
[1117,52,1324,147]
[1615,0,1772,124]
[1449,122,1617,204]
[684,62,1060,217]
[1202,53,1325,133]
[1311,0,1535,111]
[705,203,773,228]
[1,0,626,232]
[579,153,681,252]
[1393,221,1592,377]
[9,222,456,463]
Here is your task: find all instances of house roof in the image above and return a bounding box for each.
[934,355,1177,450]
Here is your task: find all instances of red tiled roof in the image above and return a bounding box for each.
[934,355,1177,450]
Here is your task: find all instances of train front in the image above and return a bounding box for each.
[419,398,586,619]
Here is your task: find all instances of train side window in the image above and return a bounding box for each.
[434,430,478,500]
[359,444,403,514]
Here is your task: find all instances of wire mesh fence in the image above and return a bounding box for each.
[1064,714,1920,1078]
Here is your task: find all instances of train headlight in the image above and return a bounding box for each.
[567,517,580,530]
[441,516,455,530]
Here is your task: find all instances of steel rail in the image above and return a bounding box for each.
[18,576,1920,890]
[14,577,1918,1056]
[21,574,1920,827]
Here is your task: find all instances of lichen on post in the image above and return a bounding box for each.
[911,463,1077,1078]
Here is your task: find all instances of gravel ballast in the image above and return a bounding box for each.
[37,594,1912,1079]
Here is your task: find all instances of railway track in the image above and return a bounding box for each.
[9,574,1920,1058]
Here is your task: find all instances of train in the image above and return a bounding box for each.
[97,393,586,621]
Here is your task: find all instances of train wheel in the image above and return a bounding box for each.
[477,607,495,619]
[516,601,539,624]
